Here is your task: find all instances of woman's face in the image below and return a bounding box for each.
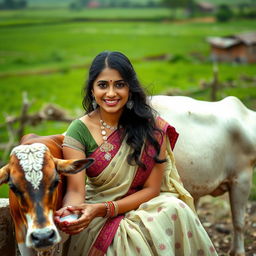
[92,68,130,116]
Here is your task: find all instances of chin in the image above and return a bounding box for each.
[101,106,125,113]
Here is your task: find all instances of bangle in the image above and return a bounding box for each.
[108,201,115,217]
[112,201,119,216]
[103,201,119,218]
[103,202,110,218]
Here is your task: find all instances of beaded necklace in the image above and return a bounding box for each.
[99,119,117,161]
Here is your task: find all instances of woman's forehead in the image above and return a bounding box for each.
[96,68,123,81]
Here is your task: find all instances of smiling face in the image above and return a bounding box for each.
[92,68,130,116]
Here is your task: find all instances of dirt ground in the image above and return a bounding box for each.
[197,195,256,256]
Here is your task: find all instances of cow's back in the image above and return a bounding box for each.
[151,95,256,198]
[21,134,64,159]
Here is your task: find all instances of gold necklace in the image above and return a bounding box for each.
[100,119,117,130]
[99,119,117,161]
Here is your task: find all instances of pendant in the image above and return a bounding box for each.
[100,142,114,152]
[100,142,114,161]
[104,152,112,161]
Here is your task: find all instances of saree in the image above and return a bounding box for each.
[64,117,218,256]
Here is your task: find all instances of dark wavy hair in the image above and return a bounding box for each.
[82,51,165,169]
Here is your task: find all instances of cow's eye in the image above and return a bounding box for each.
[8,183,23,196]
[49,178,59,191]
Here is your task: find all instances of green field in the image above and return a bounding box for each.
[0,8,256,198]
[25,0,256,8]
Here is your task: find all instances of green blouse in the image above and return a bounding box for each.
[63,119,98,156]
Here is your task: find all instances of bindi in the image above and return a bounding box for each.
[109,80,112,82]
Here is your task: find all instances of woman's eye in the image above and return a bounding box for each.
[115,82,126,88]
[98,83,107,89]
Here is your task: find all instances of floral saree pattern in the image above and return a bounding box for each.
[64,117,217,256]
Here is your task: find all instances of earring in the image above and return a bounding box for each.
[92,100,97,110]
[126,99,134,110]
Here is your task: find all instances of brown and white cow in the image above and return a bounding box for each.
[0,134,94,256]
[151,95,256,256]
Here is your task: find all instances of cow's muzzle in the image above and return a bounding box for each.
[29,228,60,249]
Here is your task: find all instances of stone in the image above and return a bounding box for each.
[0,198,17,256]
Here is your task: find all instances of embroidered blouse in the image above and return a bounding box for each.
[63,119,98,156]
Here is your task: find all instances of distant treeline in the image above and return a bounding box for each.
[1,0,256,20]
[69,0,161,9]
[0,0,27,9]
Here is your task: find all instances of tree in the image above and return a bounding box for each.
[216,4,233,22]
[0,0,27,9]
[69,0,90,10]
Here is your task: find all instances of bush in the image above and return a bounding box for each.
[216,4,233,22]
[0,0,27,10]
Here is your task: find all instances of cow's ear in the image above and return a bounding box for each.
[54,158,94,175]
[0,164,10,185]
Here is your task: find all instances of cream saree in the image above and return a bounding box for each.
[64,117,217,256]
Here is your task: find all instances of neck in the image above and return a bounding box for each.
[98,109,122,127]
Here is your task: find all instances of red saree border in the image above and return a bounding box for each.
[156,116,179,150]
[127,116,179,196]
[88,215,124,256]
[88,117,179,255]
[86,129,123,177]
[88,143,156,256]
[125,143,156,196]
[86,117,178,178]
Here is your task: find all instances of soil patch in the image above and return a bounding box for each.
[198,195,256,256]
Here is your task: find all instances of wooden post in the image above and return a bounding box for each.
[17,92,30,141]
[210,62,219,101]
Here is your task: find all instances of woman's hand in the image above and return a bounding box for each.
[54,206,74,230]
[55,203,105,235]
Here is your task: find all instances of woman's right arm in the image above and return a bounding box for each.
[54,146,87,231]
[61,146,87,207]
[55,146,106,234]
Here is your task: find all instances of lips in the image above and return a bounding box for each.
[104,99,120,106]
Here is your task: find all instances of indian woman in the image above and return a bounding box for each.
[54,51,218,256]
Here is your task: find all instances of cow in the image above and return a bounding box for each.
[150,95,256,256]
[0,134,94,256]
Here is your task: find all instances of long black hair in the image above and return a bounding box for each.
[82,51,165,169]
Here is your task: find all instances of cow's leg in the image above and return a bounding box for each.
[194,197,200,210]
[228,169,252,256]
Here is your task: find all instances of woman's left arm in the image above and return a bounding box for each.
[115,134,167,214]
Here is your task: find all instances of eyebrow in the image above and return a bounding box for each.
[97,80,125,83]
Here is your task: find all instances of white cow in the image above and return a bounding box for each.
[150,95,256,256]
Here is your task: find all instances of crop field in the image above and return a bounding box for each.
[0,8,256,197]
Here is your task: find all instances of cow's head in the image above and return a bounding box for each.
[0,143,94,252]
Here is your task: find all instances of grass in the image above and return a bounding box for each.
[0,8,173,26]
[1,61,255,120]
[1,18,255,73]
[0,8,256,198]
[25,0,256,8]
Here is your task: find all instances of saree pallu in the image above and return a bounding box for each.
[65,118,217,256]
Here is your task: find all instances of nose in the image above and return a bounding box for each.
[106,86,117,97]
[30,229,58,249]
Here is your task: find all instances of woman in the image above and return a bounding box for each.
[55,51,217,256]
